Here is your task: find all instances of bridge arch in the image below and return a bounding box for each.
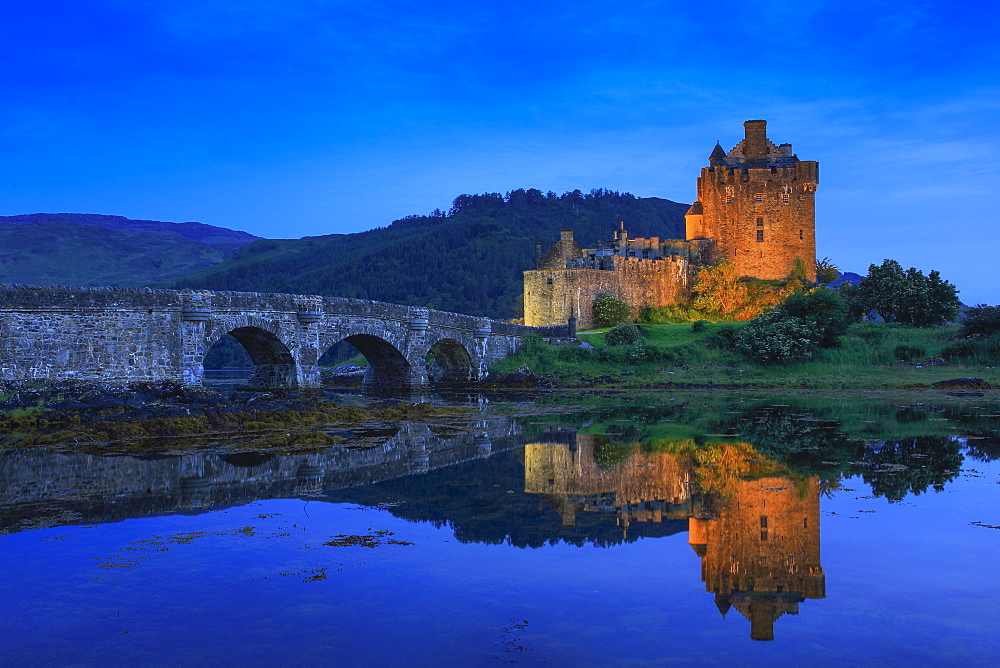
[320,326,411,391]
[425,337,477,385]
[205,316,299,388]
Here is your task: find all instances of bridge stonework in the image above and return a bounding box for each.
[0,285,574,391]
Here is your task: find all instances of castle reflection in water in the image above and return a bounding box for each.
[524,435,825,641]
[2,420,825,641]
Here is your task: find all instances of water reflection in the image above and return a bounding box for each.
[3,393,998,649]
[0,415,521,535]
[524,436,824,640]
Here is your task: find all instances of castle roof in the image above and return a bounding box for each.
[685,201,703,216]
[709,144,727,160]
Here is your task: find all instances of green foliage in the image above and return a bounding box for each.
[637,304,711,324]
[592,436,635,470]
[692,260,790,321]
[815,257,840,284]
[733,310,820,364]
[592,294,632,327]
[893,345,925,362]
[785,257,810,294]
[850,259,960,327]
[941,333,1000,364]
[0,220,244,288]
[691,320,708,333]
[958,304,1000,338]
[166,189,687,318]
[782,286,853,347]
[605,323,641,346]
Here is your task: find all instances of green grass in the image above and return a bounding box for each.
[492,322,1000,390]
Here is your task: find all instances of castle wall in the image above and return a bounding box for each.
[523,255,693,329]
[695,161,817,281]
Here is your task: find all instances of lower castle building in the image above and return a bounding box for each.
[524,120,818,329]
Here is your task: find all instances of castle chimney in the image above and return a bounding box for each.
[779,143,793,157]
[744,120,768,164]
[535,240,543,261]
[560,229,574,244]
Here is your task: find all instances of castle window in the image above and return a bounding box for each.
[756,217,764,227]
[754,193,763,202]
[803,518,809,529]
[760,530,768,541]
[782,193,790,204]
[799,229,803,240]
[756,230,764,242]
[546,277,553,284]
[758,556,768,564]
[760,516,768,528]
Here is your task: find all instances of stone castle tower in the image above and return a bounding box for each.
[685,120,818,281]
[523,120,819,328]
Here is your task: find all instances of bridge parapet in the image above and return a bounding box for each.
[0,284,575,391]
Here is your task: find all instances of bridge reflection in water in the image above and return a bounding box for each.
[1,426,824,641]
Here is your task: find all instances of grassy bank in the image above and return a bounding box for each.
[490,322,1000,390]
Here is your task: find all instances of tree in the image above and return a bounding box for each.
[693,260,786,321]
[851,259,960,327]
[815,257,840,284]
[783,286,853,347]
[693,260,752,317]
[592,294,632,327]
[958,304,1000,338]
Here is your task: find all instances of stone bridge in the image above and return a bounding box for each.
[0,285,574,391]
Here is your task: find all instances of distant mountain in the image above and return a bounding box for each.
[165,189,690,318]
[829,271,863,287]
[0,214,261,287]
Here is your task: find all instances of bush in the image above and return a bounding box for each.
[707,326,739,349]
[692,320,709,333]
[734,311,820,364]
[942,333,1000,364]
[958,304,1000,338]
[893,345,925,362]
[606,323,641,346]
[592,294,632,327]
[783,286,853,347]
[593,436,634,470]
[637,304,708,323]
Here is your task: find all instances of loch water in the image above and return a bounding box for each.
[2,389,999,666]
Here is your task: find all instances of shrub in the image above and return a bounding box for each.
[942,333,1000,364]
[593,436,634,470]
[958,304,1000,338]
[707,326,739,350]
[606,323,641,346]
[592,294,632,327]
[734,311,820,364]
[893,345,925,362]
[783,286,853,347]
[692,320,709,333]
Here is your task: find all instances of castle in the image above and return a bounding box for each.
[523,120,818,329]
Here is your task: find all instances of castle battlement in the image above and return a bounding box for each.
[524,120,817,328]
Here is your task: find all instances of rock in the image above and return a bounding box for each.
[930,378,993,390]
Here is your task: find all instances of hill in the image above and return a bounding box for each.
[166,189,689,318]
[0,214,261,287]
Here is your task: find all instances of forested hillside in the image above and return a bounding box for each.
[0,218,260,288]
[167,189,688,318]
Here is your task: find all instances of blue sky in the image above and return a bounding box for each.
[3,1,998,302]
